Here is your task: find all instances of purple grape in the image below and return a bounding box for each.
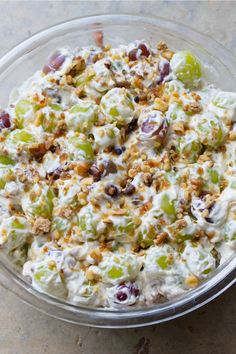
[47,167,63,180]
[113,146,126,155]
[138,43,150,57]
[0,111,11,130]
[89,164,102,182]
[141,118,168,145]
[103,160,117,176]
[128,43,150,61]
[114,282,139,305]
[158,60,170,83]
[43,51,66,74]
[123,183,136,196]
[116,291,128,302]
[104,184,120,197]
[141,120,156,134]
[128,48,139,61]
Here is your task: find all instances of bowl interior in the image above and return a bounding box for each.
[0,14,236,327]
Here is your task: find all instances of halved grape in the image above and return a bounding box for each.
[170,51,201,86]
[51,217,71,237]
[224,219,236,247]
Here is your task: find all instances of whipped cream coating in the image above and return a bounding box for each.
[0,39,235,309]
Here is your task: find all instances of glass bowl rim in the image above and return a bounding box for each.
[0,13,236,328]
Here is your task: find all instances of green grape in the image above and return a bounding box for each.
[144,245,175,276]
[178,131,202,162]
[224,220,236,244]
[202,268,211,275]
[208,169,219,184]
[15,100,32,128]
[109,215,135,241]
[0,216,30,251]
[101,254,139,284]
[100,88,134,125]
[68,101,98,133]
[194,113,225,147]
[231,181,236,189]
[78,214,97,240]
[170,51,202,86]
[68,136,94,161]
[15,100,31,115]
[8,129,35,144]
[182,241,215,278]
[117,217,134,234]
[107,266,124,279]
[75,71,95,87]
[76,204,105,241]
[212,91,236,109]
[109,107,119,117]
[161,194,176,216]
[0,179,6,190]
[50,104,62,111]
[137,224,156,248]
[26,186,55,220]
[156,255,169,269]
[175,234,192,243]
[0,155,15,166]
[33,263,67,298]
[41,112,57,133]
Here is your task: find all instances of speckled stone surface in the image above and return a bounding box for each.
[0,1,236,353]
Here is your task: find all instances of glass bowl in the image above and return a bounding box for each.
[0,14,236,328]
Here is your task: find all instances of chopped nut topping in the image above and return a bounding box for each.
[32,217,51,234]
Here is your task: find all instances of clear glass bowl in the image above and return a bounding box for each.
[0,14,236,328]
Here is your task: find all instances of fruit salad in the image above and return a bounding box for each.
[0,37,236,309]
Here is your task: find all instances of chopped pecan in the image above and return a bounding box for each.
[143,173,153,187]
[157,41,168,51]
[93,30,104,48]
[155,232,168,245]
[29,143,47,159]
[183,101,202,114]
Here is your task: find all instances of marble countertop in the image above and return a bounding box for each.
[1,2,236,353]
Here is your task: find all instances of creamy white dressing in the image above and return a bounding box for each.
[0,40,236,309]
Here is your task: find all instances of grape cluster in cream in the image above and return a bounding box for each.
[0,39,236,308]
